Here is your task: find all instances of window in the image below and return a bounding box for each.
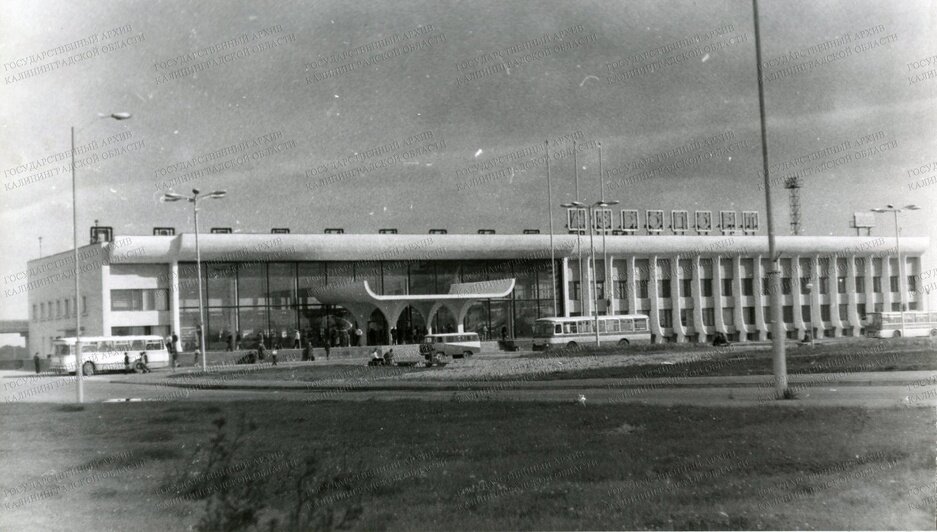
[855,277,865,292]
[614,280,627,299]
[32,304,37,322]
[819,277,829,294]
[891,302,901,311]
[821,305,830,321]
[908,275,917,293]
[681,279,692,297]
[800,277,810,294]
[873,277,882,293]
[658,279,671,298]
[637,280,649,299]
[111,289,169,311]
[64,299,70,318]
[857,303,866,320]
[595,281,605,301]
[801,305,811,322]
[722,308,734,326]
[762,278,771,296]
[838,304,848,321]
[56,300,61,318]
[40,302,45,320]
[837,277,847,294]
[742,278,753,296]
[702,308,715,326]
[680,309,691,327]
[781,278,792,295]
[701,279,712,297]
[743,307,755,325]
[82,296,87,316]
[722,279,732,297]
[570,281,581,301]
[890,275,899,293]
[763,306,770,322]
[783,305,793,323]
[658,310,673,328]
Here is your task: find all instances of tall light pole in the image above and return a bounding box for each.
[546,140,557,316]
[573,141,584,316]
[752,0,787,396]
[871,204,920,337]
[162,189,227,371]
[73,112,131,403]
[562,199,619,346]
[598,142,610,315]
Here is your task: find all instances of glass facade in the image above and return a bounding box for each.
[178,259,561,347]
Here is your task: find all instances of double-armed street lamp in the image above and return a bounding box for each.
[870,204,921,337]
[162,189,227,372]
[73,112,131,403]
[561,199,620,346]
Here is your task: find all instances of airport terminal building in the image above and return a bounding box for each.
[25,227,928,355]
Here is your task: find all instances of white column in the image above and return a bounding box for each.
[810,255,822,337]
[792,256,805,337]
[691,257,704,342]
[562,257,571,317]
[626,256,637,317]
[100,262,111,336]
[829,258,844,336]
[732,256,745,342]
[649,256,663,341]
[883,256,894,311]
[170,261,181,341]
[608,256,616,315]
[753,255,767,341]
[713,255,726,334]
[670,256,684,342]
[846,255,861,336]
[864,256,875,314]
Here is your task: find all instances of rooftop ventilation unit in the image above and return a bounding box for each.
[210,227,233,234]
[324,228,344,234]
[90,225,113,244]
[523,229,540,234]
[428,229,448,234]
[153,227,175,236]
[477,229,496,234]
[271,228,290,234]
[379,228,398,234]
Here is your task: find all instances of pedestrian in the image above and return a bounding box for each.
[391,326,397,345]
[235,330,242,350]
[138,351,151,373]
[259,330,266,348]
[33,352,41,374]
[227,331,234,352]
[171,332,179,355]
[171,347,178,372]
[323,341,330,360]
[257,342,267,361]
[481,324,489,341]
[193,349,201,366]
[271,343,279,366]
[293,329,301,349]
[124,352,131,374]
[383,348,395,366]
[302,341,311,361]
[354,326,363,346]
[501,326,508,341]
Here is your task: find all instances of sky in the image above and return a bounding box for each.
[1,0,936,336]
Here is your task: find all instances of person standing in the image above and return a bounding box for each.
[323,341,330,360]
[501,326,508,341]
[257,343,267,361]
[33,352,41,374]
[293,329,301,349]
[391,326,397,345]
[193,349,201,367]
[259,330,266,349]
[481,324,489,341]
[124,352,131,374]
[138,351,151,373]
[271,343,279,366]
[235,330,242,350]
[354,325,363,346]
[171,332,179,355]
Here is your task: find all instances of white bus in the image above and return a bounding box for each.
[419,332,481,366]
[865,311,937,338]
[50,335,170,376]
[532,314,652,350]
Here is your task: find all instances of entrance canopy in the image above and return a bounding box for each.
[308,279,515,337]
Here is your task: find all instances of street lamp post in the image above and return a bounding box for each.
[562,200,619,346]
[545,140,558,317]
[871,204,920,337]
[163,189,227,371]
[72,112,131,403]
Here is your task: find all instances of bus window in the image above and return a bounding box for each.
[564,323,577,334]
[579,321,593,334]
[54,344,72,356]
[554,324,562,334]
[634,319,648,331]
[82,343,97,354]
[621,319,634,332]
[131,339,146,350]
[597,320,606,333]
[145,340,164,351]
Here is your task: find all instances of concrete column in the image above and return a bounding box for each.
[792,256,805,337]
[829,258,844,336]
[846,255,861,336]
[100,263,111,336]
[562,257,571,317]
[713,255,726,334]
[170,261,181,342]
[608,256,616,315]
[732,256,745,342]
[671,256,685,343]
[691,256,705,343]
[864,256,875,315]
[626,256,637,317]
[649,255,663,342]
[753,255,767,341]
[883,256,894,311]
[810,255,822,338]
[898,255,908,312]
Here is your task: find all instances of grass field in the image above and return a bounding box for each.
[0,401,933,530]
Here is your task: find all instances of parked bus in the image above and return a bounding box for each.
[865,311,937,338]
[419,332,481,366]
[50,335,170,376]
[532,315,652,350]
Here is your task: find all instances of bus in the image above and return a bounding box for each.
[50,335,170,376]
[865,311,937,338]
[420,332,481,366]
[532,315,652,350]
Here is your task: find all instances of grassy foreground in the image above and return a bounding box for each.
[0,401,933,530]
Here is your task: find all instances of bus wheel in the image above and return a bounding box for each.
[618,339,630,346]
[81,362,95,376]
[566,342,577,349]
[894,331,902,338]
[463,351,473,358]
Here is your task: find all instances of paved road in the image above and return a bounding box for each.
[2,365,933,408]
